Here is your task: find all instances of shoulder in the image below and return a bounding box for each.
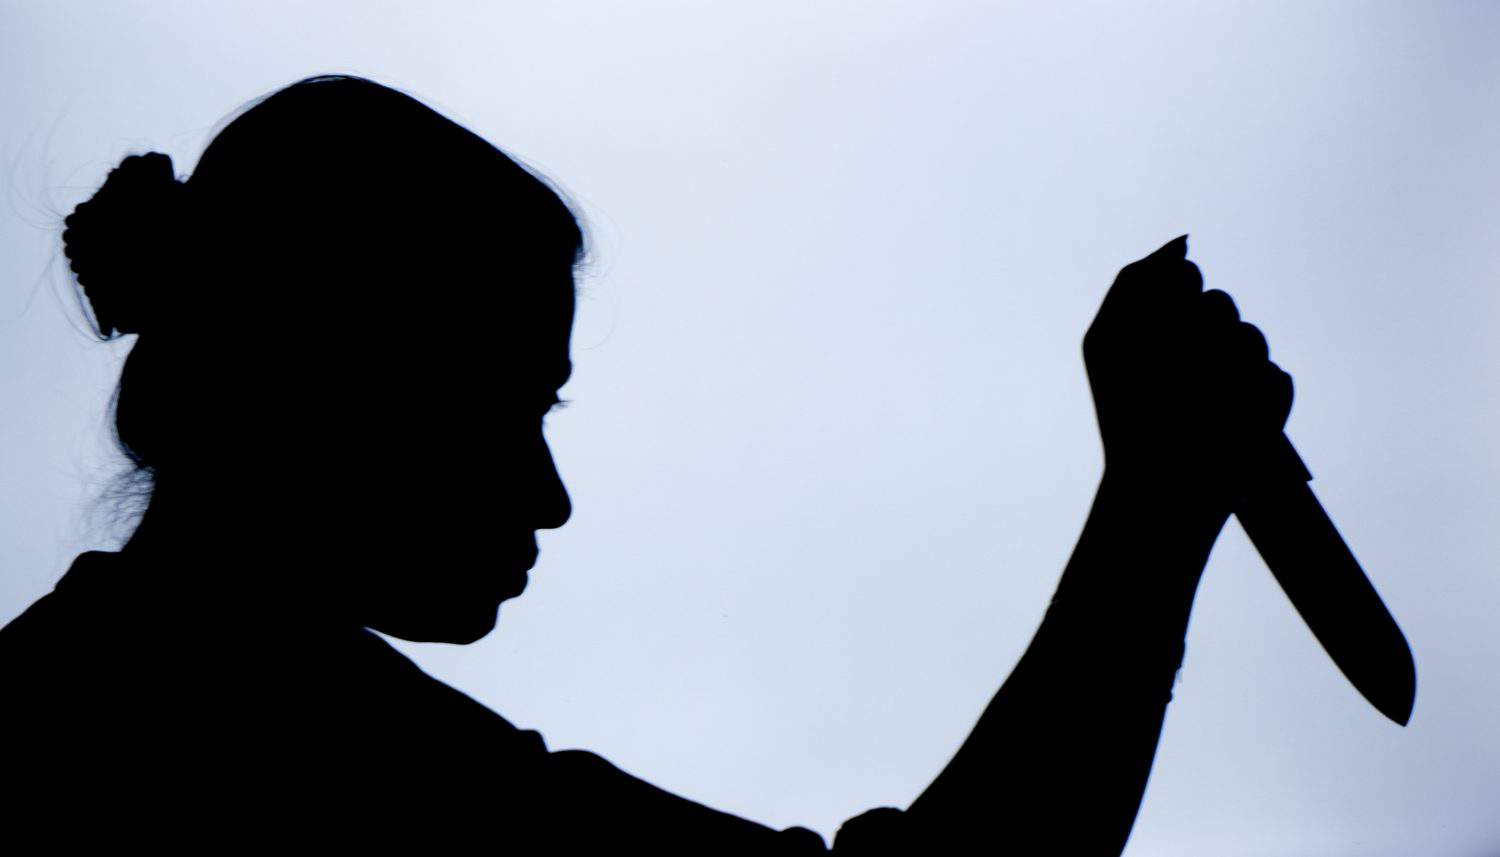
[0,552,118,688]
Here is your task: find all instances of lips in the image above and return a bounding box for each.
[496,541,539,599]
[497,569,529,599]
[519,541,539,571]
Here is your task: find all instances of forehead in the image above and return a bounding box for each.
[347,204,578,379]
[485,271,575,392]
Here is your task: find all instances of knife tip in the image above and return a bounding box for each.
[1379,652,1417,727]
[1389,703,1412,727]
[1393,691,1415,727]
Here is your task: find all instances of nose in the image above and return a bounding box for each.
[535,440,571,530]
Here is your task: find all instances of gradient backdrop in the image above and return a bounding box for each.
[3,3,1497,854]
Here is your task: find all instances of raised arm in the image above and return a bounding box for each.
[835,237,1293,855]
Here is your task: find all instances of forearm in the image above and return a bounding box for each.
[897,469,1229,855]
[834,236,1280,854]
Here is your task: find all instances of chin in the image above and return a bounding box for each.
[369,603,501,645]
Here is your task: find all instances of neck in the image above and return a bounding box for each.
[119,485,358,634]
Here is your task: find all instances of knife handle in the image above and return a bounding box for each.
[1270,433,1312,485]
[1231,434,1310,513]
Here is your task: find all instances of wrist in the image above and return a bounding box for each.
[1099,460,1235,524]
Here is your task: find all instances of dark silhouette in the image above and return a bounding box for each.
[1237,441,1415,725]
[1,75,1341,851]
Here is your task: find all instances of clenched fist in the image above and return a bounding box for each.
[1084,236,1292,503]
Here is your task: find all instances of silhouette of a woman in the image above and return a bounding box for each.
[1,76,1292,852]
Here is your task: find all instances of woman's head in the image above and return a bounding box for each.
[62,75,579,643]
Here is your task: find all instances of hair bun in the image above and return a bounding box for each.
[62,152,187,336]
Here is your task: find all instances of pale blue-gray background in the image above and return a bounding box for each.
[3,3,1497,854]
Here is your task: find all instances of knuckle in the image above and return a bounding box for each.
[1199,288,1238,316]
[1182,260,1204,291]
[1118,256,1158,282]
[1237,321,1269,355]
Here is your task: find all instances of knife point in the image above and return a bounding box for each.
[1387,699,1413,727]
[1240,475,1417,729]
[1374,658,1415,726]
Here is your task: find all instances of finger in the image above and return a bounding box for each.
[1122,235,1191,286]
[1117,234,1190,280]
[1179,259,1204,294]
[1198,289,1239,326]
[1232,321,1269,361]
[1147,259,1204,309]
[1105,249,1200,319]
[1151,234,1189,260]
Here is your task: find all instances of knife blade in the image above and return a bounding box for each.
[1234,435,1417,725]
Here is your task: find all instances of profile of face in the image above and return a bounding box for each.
[227,217,579,646]
[79,77,584,645]
[328,251,578,645]
[276,133,581,646]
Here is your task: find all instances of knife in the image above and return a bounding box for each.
[1234,435,1417,725]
